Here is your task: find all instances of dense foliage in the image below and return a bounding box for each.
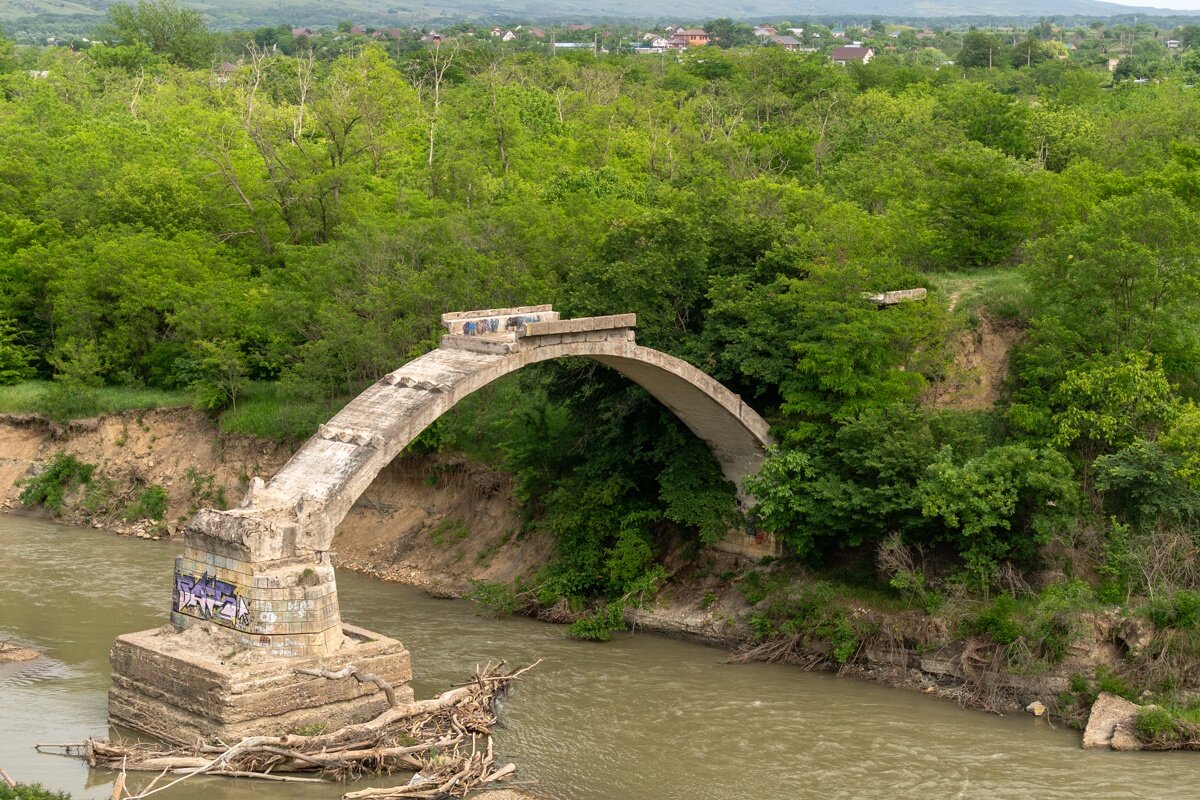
[4,6,1200,607]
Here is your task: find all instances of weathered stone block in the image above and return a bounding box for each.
[109,623,413,744]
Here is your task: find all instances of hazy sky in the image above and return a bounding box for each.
[1118,0,1200,9]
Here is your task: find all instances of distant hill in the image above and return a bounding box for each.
[3,0,1196,31]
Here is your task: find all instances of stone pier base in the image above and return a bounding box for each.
[109,622,413,745]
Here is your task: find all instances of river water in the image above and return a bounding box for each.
[1,514,1197,799]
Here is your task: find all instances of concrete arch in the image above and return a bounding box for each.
[245,309,771,555]
[177,308,773,657]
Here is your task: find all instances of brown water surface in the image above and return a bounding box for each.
[1,515,1196,799]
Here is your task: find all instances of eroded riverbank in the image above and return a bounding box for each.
[4,515,1200,800]
[0,409,1193,754]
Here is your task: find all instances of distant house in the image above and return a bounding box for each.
[1167,39,1181,49]
[753,25,777,38]
[350,25,366,35]
[502,30,517,42]
[421,32,444,43]
[667,36,688,49]
[916,30,936,40]
[769,35,801,51]
[566,23,592,31]
[831,46,874,65]
[217,61,237,76]
[831,29,846,38]
[675,28,710,46]
[554,41,597,52]
[789,28,804,37]
[529,28,546,38]
[1106,57,1122,71]
[647,35,670,48]
[490,27,502,36]
[291,27,315,37]
[386,28,405,39]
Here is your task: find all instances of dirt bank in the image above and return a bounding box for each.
[0,408,551,582]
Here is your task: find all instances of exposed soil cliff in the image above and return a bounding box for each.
[0,409,547,586]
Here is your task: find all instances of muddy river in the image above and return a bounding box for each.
[1,515,1196,799]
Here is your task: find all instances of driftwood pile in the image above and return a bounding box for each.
[39,660,539,800]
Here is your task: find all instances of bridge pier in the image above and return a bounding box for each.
[109,306,775,743]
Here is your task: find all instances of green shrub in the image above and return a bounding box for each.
[429,518,470,547]
[0,783,74,800]
[1134,706,1181,741]
[1094,665,1137,702]
[749,581,866,664]
[465,580,519,618]
[568,603,627,641]
[18,452,95,514]
[1147,590,1200,631]
[962,595,1026,646]
[125,484,168,521]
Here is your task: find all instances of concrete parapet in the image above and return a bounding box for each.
[866,288,927,305]
[109,623,413,745]
[441,305,558,336]
[523,313,636,337]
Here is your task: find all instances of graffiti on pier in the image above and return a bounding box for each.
[458,314,542,336]
[173,571,251,629]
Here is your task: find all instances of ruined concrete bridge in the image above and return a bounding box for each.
[114,309,777,743]
[110,307,775,743]
[182,304,773,654]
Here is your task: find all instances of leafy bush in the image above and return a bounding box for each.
[961,595,1026,646]
[465,580,519,618]
[0,318,34,385]
[568,603,627,641]
[748,581,866,664]
[0,784,73,800]
[18,452,95,515]
[919,444,1077,587]
[125,484,168,521]
[1147,590,1200,631]
[1134,706,1181,742]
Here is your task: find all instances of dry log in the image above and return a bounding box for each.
[50,661,536,800]
[297,665,398,707]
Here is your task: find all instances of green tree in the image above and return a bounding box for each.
[705,18,754,49]
[185,339,247,413]
[100,0,215,68]
[0,26,16,74]
[922,141,1031,269]
[1018,190,1200,393]
[958,31,1007,69]
[919,444,1076,586]
[0,318,32,384]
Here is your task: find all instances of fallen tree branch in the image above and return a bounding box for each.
[296,664,398,707]
[47,661,538,799]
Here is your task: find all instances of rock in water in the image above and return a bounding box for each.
[1082,692,1141,750]
[1026,700,1047,717]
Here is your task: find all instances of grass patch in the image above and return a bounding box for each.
[0,381,189,420]
[429,517,470,548]
[933,267,1031,324]
[217,382,349,443]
